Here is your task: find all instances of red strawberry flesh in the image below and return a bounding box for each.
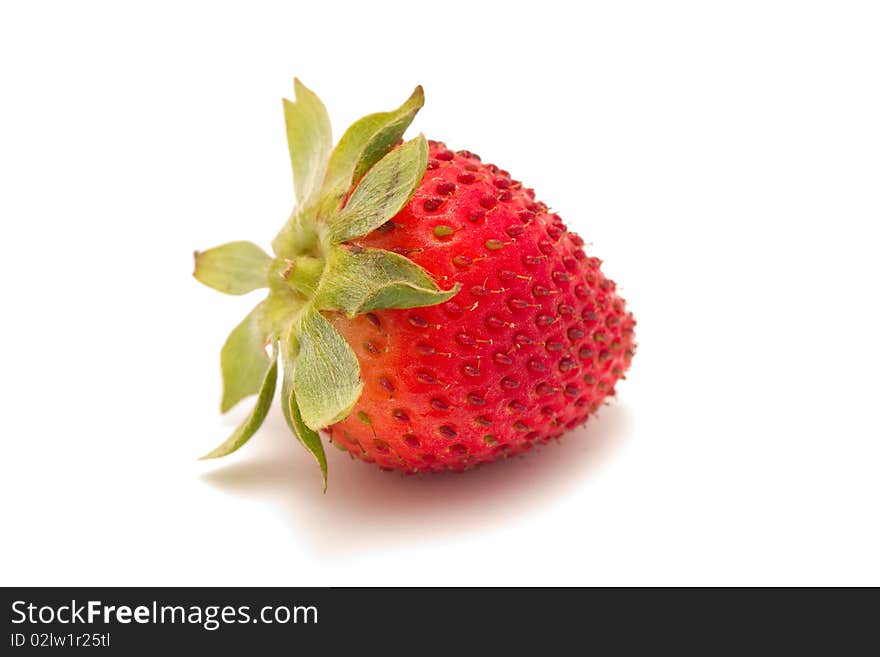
[329,141,636,472]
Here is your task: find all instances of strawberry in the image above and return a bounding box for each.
[194,81,635,486]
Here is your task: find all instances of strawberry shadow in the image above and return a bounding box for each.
[199,401,632,557]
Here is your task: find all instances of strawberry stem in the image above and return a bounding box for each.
[283,255,324,297]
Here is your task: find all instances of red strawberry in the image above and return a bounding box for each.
[194,81,635,486]
[329,141,635,472]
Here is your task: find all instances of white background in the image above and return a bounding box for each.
[1,1,878,586]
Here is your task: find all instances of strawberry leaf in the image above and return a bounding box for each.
[327,135,428,243]
[321,86,424,211]
[280,344,328,490]
[284,79,332,209]
[220,302,271,413]
[201,348,278,459]
[193,241,272,295]
[315,245,460,317]
[293,307,362,431]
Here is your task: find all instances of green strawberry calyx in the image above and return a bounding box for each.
[193,80,460,489]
